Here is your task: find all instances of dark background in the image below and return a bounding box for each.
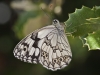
[0,0,100,75]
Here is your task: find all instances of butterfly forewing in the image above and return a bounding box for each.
[13,19,72,71]
[13,25,56,64]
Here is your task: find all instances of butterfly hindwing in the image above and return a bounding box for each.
[39,28,72,71]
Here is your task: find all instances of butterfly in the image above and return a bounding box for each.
[13,19,72,71]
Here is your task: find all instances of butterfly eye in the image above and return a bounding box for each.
[53,19,59,24]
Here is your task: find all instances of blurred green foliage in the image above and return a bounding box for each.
[13,10,40,39]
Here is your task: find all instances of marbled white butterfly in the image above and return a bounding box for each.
[13,19,72,71]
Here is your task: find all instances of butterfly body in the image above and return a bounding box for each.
[13,19,72,71]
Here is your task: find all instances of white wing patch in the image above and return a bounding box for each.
[13,19,72,71]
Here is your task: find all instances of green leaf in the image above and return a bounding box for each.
[86,17,100,23]
[65,6,100,36]
[73,17,100,36]
[85,30,100,50]
[65,6,100,50]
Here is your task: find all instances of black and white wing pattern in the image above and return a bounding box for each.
[13,25,56,64]
[13,19,72,71]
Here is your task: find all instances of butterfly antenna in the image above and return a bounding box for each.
[40,7,52,20]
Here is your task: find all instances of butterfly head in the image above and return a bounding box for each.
[52,19,60,25]
[52,19,64,31]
